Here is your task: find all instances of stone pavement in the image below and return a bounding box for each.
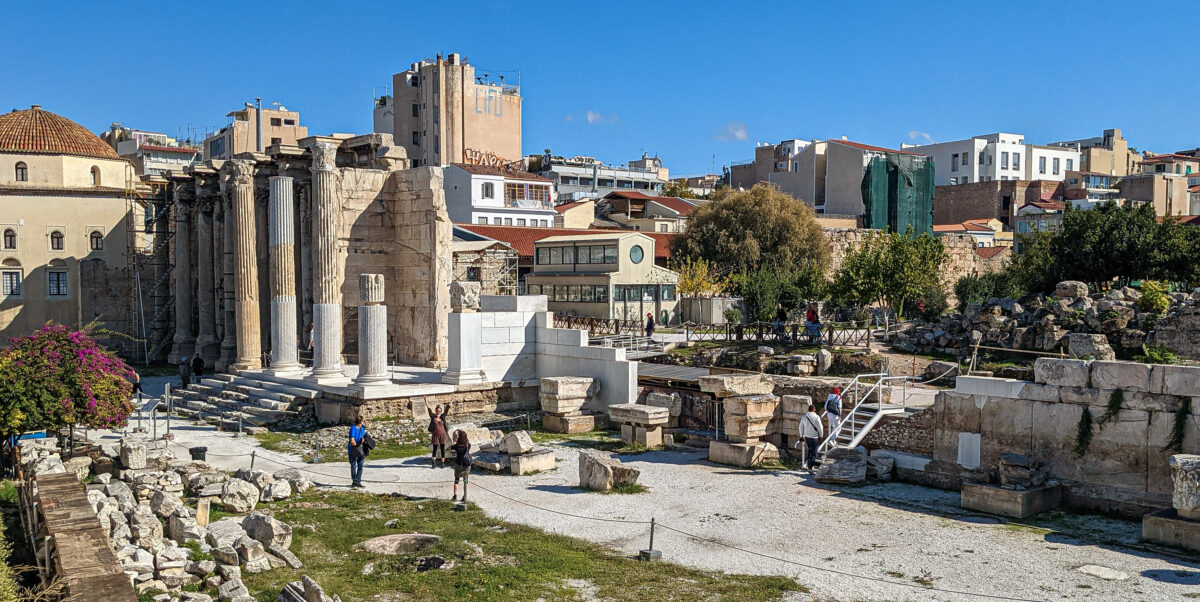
[91,415,1200,601]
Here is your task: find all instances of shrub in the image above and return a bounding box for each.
[722,307,743,324]
[1137,280,1170,315]
[1134,343,1178,365]
[906,284,949,321]
[954,275,991,311]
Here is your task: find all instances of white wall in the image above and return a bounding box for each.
[1025,146,1080,182]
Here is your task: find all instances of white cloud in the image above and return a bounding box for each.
[564,114,575,122]
[586,110,602,124]
[715,121,749,142]
[908,130,934,144]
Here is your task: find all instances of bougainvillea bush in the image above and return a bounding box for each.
[0,324,135,438]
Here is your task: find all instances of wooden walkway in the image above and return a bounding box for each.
[25,473,136,601]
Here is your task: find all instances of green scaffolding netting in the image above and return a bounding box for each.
[861,153,934,234]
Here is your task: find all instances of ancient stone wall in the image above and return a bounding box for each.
[1152,304,1200,361]
[825,229,1007,284]
[868,359,1200,516]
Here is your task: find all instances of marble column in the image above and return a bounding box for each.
[268,176,300,374]
[195,198,218,363]
[212,199,225,348]
[353,274,389,392]
[298,185,314,350]
[229,159,262,371]
[308,142,346,382]
[216,179,238,371]
[170,195,195,363]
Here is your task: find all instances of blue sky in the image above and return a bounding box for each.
[2,1,1195,176]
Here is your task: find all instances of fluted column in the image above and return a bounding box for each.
[268,176,300,374]
[229,159,262,371]
[216,179,238,371]
[170,196,195,362]
[195,198,218,362]
[212,199,225,348]
[354,274,389,390]
[308,142,345,382]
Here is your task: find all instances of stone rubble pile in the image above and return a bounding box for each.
[468,429,557,475]
[894,280,1200,359]
[18,434,319,602]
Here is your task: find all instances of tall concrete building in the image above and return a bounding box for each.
[1050,128,1137,177]
[390,53,522,168]
[202,103,308,160]
[903,133,1081,186]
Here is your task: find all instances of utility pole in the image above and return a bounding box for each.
[255,97,263,153]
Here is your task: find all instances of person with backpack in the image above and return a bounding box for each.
[451,429,471,502]
[644,312,655,338]
[799,402,825,471]
[824,386,843,439]
[348,417,367,488]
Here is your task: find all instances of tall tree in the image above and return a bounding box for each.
[660,180,697,199]
[830,228,947,315]
[671,183,830,275]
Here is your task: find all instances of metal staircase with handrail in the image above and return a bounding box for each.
[816,373,918,456]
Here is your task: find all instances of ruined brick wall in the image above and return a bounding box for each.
[861,406,935,456]
[933,180,1064,227]
[826,229,1006,286]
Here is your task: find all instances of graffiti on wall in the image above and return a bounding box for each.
[474,87,504,117]
[463,148,507,166]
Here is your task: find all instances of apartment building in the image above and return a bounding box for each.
[444,163,556,227]
[101,125,199,177]
[535,154,665,202]
[202,104,307,160]
[389,53,522,168]
[904,133,1080,185]
[1050,128,1137,176]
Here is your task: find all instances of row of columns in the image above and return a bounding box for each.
[169,144,389,390]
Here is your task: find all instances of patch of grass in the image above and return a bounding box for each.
[0,482,16,506]
[252,431,297,455]
[207,505,233,523]
[1001,523,1052,536]
[241,490,805,601]
[181,540,213,562]
[367,441,432,461]
[601,482,648,495]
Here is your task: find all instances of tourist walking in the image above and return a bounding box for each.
[427,403,449,468]
[804,304,821,340]
[348,417,366,488]
[799,403,824,471]
[644,312,655,338]
[824,386,843,438]
[451,429,471,502]
[178,356,192,388]
[190,352,205,379]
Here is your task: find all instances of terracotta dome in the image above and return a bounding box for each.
[0,105,118,160]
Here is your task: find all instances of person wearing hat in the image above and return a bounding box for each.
[824,386,843,439]
[644,312,655,338]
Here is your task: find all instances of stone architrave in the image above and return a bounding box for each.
[170,192,195,363]
[194,196,218,362]
[353,274,390,391]
[229,159,262,371]
[307,142,346,383]
[1169,454,1200,520]
[540,376,595,433]
[268,176,300,374]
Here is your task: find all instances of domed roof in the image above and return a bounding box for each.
[0,105,118,160]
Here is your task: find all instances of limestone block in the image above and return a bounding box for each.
[1090,361,1152,393]
[510,449,555,475]
[150,490,184,518]
[1067,333,1116,361]
[471,452,511,472]
[543,414,594,434]
[450,281,482,312]
[241,511,293,550]
[63,455,92,480]
[814,447,867,484]
[608,403,669,426]
[539,393,586,416]
[1152,365,1200,397]
[1142,508,1200,553]
[644,392,682,416]
[961,482,1062,518]
[708,440,779,467]
[634,426,663,447]
[501,431,535,455]
[816,349,833,375]
[219,479,259,513]
[259,480,292,502]
[1016,383,1060,403]
[120,438,148,470]
[540,376,593,399]
[1055,280,1089,298]
[780,394,814,416]
[698,374,775,397]
[722,415,771,440]
[1033,358,1091,388]
[1169,454,1200,520]
[578,449,640,491]
[205,518,248,549]
[236,536,272,573]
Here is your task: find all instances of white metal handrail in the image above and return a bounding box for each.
[816,373,917,455]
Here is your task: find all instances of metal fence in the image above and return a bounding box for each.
[553,315,643,336]
[681,321,872,348]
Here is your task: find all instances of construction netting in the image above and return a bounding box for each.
[860,153,934,234]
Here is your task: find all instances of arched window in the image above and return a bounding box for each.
[91,166,101,186]
[1,258,21,296]
[89,230,103,250]
[15,162,27,182]
[2,229,14,250]
[50,230,64,251]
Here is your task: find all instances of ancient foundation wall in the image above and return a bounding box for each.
[824,229,1007,283]
[867,359,1200,516]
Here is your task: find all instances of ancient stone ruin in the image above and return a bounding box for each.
[540,376,600,433]
[699,374,780,467]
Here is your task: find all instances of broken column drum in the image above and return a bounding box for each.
[309,142,345,380]
[229,159,262,370]
[268,176,300,373]
[355,274,389,386]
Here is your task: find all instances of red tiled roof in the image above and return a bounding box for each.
[0,105,119,159]
[603,190,653,200]
[975,247,1008,259]
[1176,215,1200,226]
[457,224,675,259]
[1141,154,1199,163]
[1025,199,1065,211]
[830,139,924,156]
[934,220,993,233]
[452,163,550,182]
[140,144,199,154]
[553,200,590,214]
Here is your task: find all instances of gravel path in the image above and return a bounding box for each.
[92,416,1200,601]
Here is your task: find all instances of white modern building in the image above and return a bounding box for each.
[445,163,557,226]
[535,154,665,202]
[904,133,1080,185]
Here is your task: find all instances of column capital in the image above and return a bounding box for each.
[228,158,255,187]
[309,142,337,173]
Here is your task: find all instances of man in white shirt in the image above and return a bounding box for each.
[824,386,843,441]
[798,403,825,471]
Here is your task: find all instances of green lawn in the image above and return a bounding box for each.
[240,490,803,601]
[253,432,430,463]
